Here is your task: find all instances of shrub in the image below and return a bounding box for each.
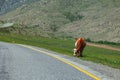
[63,12,83,22]
[85,38,92,42]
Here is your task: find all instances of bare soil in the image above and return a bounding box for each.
[87,42,120,52]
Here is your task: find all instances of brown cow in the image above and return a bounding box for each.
[73,38,86,57]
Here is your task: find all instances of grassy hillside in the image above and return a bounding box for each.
[0,34,120,69]
[0,0,120,42]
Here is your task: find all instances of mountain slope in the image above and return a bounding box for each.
[0,0,120,42]
[0,0,40,15]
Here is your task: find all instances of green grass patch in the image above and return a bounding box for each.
[0,34,120,68]
[83,46,120,68]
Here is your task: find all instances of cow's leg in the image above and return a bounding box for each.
[80,46,85,57]
[75,50,80,57]
[80,50,83,57]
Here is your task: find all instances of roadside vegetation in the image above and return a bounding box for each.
[0,33,120,69]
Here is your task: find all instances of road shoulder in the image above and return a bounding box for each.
[18,44,120,80]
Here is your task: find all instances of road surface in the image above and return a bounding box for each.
[0,42,99,80]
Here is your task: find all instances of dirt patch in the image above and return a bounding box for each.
[87,42,120,52]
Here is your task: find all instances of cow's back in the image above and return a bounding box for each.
[75,38,86,51]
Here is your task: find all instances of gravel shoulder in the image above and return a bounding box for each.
[66,56,120,80]
[31,45,120,80]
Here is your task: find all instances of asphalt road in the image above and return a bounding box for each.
[0,42,96,80]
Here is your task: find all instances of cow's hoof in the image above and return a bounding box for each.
[80,55,83,57]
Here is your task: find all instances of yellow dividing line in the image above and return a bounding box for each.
[18,44,100,80]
